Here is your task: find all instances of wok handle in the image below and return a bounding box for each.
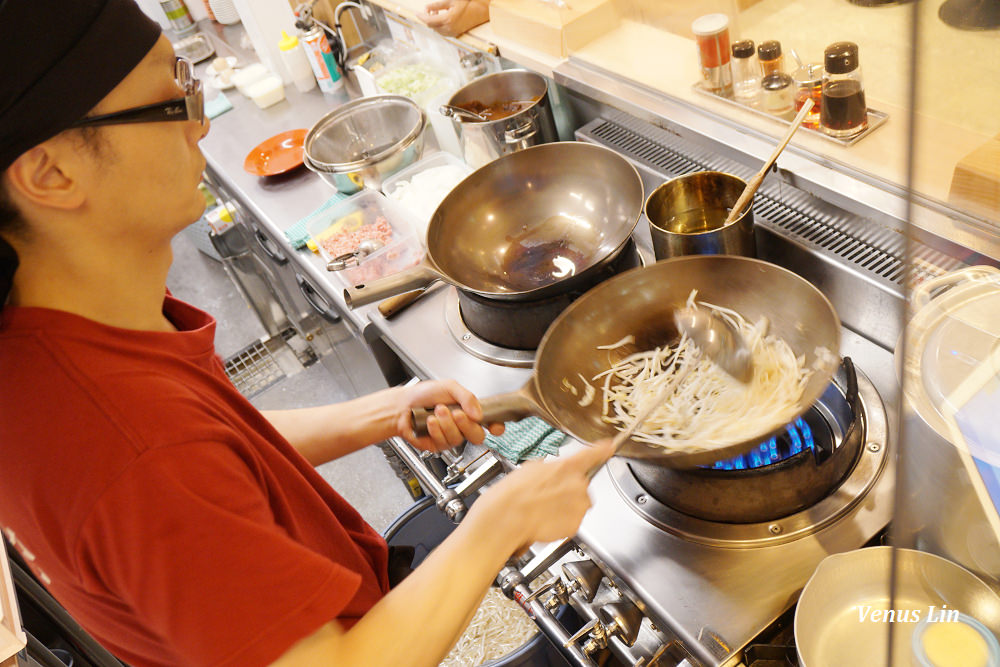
[411,393,539,437]
[377,289,427,318]
[343,264,441,308]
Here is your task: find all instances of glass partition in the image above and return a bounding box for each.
[550,0,1000,235]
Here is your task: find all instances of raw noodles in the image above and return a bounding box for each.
[439,587,538,667]
[593,291,820,451]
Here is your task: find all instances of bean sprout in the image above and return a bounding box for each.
[597,291,817,451]
[439,587,538,666]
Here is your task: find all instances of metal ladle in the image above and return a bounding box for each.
[439,104,488,122]
[326,238,384,271]
[674,306,754,383]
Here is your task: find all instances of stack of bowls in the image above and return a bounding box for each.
[304,95,427,194]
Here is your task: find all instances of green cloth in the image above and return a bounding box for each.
[485,416,566,462]
[284,192,349,249]
[205,92,233,119]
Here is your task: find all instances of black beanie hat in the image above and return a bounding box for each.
[0,0,161,307]
[0,0,163,172]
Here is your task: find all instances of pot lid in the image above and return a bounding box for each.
[901,267,1000,465]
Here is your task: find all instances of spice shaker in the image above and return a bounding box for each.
[731,39,761,105]
[821,41,868,138]
[692,14,733,97]
[793,63,823,129]
[758,40,784,77]
[760,72,795,117]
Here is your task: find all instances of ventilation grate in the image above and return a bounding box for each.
[583,119,959,286]
[223,329,296,398]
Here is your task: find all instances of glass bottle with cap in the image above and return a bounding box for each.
[761,72,795,117]
[793,62,823,129]
[758,40,785,77]
[821,41,868,137]
[691,13,733,97]
[731,39,761,105]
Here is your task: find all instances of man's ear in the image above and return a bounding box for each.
[4,141,87,212]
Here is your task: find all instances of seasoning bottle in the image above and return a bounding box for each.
[761,72,795,117]
[758,40,784,77]
[691,14,733,97]
[159,0,197,36]
[792,63,823,129]
[731,39,761,105]
[278,31,317,93]
[821,41,868,138]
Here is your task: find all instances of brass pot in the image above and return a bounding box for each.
[645,171,756,260]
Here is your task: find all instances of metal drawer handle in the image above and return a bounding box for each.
[295,273,341,324]
[252,225,288,265]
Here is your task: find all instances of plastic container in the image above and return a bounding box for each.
[278,31,316,93]
[231,0,299,83]
[380,151,473,238]
[246,74,285,109]
[374,55,456,108]
[306,190,424,287]
[231,63,269,96]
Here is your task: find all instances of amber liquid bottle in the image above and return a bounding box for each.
[821,42,868,138]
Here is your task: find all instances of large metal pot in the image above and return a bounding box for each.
[895,266,1000,582]
[343,142,644,308]
[417,255,841,468]
[441,69,558,168]
[646,171,756,259]
[795,547,1000,666]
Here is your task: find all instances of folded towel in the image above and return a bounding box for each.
[485,416,566,462]
[284,192,349,249]
[205,92,233,119]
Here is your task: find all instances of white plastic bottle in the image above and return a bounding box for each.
[278,31,317,93]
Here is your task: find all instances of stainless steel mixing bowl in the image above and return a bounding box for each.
[304,94,426,193]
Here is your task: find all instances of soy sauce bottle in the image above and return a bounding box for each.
[821,42,868,138]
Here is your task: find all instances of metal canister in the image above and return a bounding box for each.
[159,0,196,36]
[299,25,343,95]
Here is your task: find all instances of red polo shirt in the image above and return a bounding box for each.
[0,296,389,666]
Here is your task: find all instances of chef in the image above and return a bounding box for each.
[0,1,612,665]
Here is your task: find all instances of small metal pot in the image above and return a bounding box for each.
[645,171,756,260]
[442,69,558,168]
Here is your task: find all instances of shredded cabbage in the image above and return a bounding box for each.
[439,587,538,666]
[596,291,816,451]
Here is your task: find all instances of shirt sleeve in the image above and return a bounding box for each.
[74,440,360,667]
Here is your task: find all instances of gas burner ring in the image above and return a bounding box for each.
[607,363,889,548]
[444,289,536,368]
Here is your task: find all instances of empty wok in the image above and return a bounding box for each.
[416,255,841,467]
[343,142,644,308]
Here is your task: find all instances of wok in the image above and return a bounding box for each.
[416,255,841,467]
[342,142,644,308]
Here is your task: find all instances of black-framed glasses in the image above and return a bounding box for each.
[70,57,204,129]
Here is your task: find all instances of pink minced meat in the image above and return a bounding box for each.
[320,216,393,257]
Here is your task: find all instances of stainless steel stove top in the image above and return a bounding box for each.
[361,113,956,665]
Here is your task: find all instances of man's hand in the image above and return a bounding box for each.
[418,0,490,37]
[395,379,504,452]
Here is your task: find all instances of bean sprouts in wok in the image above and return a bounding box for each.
[581,291,824,451]
[439,587,538,666]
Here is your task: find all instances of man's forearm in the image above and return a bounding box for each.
[270,497,525,667]
[261,388,403,465]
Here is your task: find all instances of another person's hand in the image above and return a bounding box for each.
[394,379,504,452]
[471,440,615,549]
[418,0,490,37]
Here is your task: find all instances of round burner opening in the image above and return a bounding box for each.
[627,359,865,524]
[706,406,838,472]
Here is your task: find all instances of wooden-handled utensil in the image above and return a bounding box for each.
[724,98,814,226]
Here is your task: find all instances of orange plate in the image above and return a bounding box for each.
[243,129,308,176]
